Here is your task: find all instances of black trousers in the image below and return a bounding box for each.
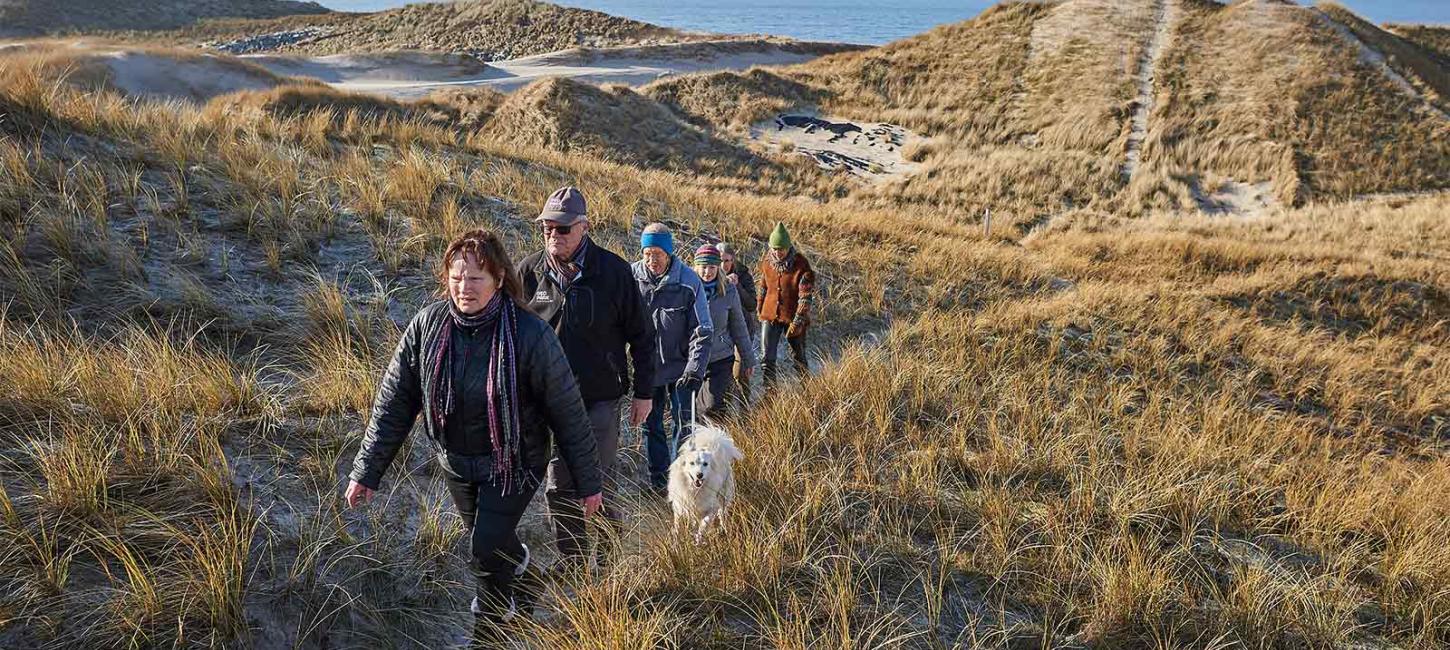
[761,321,808,382]
[698,356,739,416]
[442,455,542,621]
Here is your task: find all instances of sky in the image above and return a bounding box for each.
[313,0,1450,28]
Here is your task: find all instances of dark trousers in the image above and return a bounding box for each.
[545,399,622,568]
[644,382,694,488]
[761,321,808,383]
[736,319,759,403]
[698,357,738,417]
[733,357,753,404]
[442,459,542,622]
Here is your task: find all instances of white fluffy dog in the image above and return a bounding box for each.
[667,424,742,542]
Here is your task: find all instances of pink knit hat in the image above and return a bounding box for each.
[693,243,721,266]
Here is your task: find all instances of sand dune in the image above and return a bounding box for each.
[0,38,851,104]
[103,50,293,102]
[244,40,854,98]
[0,42,303,102]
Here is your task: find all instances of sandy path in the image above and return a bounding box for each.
[244,41,830,99]
[1313,9,1449,122]
[1121,0,1177,180]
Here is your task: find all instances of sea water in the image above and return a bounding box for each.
[317,0,1449,45]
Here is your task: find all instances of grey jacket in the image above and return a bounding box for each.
[349,300,600,496]
[631,258,713,387]
[703,279,758,370]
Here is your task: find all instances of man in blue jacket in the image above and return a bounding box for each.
[631,223,712,491]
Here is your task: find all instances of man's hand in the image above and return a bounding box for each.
[675,375,702,394]
[344,480,375,508]
[629,398,652,427]
[786,319,806,339]
[726,273,739,285]
[743,366,755,379]
[581,492,604,517]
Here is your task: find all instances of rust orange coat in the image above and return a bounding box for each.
[756,251,815,326]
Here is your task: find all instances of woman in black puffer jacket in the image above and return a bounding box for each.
[344,229,602,633]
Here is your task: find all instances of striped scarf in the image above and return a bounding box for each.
[428,294,524,493]
[770,248,796,272]
[546,237,589,292]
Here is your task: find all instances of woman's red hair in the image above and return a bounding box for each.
[439,229,525,305]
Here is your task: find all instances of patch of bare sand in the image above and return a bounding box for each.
[101,50,290,102]
[4,38,851,104]
[0,41,299,102]
[243,51,494,84]
[244,40,851,99]
[1193,179,1278,217]
[747,113,921,180]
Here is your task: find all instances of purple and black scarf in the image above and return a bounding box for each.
[427,293,524,493]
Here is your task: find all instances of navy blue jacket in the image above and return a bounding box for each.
[631,258,713,387]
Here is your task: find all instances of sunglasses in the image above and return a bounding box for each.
[542,224,574,235]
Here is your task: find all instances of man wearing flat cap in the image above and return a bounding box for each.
[517,186,656,572]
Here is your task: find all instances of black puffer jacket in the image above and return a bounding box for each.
[518,241,657,403]
[731,263,758,324]
[349,300,601,496]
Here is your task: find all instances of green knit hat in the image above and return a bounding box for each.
[768,222,792,250]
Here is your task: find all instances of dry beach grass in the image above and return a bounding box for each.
[646,0,1450,229]
[88,0,704,60]
[1,0,1448,646]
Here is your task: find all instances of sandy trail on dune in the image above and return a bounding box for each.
[1122,0,1178,181]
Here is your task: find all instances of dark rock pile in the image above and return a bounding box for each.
[206,27,333,54]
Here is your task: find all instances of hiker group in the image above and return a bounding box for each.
[344,186,816,637]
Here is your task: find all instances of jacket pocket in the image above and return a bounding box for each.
[606,350,627,388]
[566,286,596,330]
[657,305,687,341]
[439,451,490,482]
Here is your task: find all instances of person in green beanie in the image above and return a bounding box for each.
[755,222,815,385]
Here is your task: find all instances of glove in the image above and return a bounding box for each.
[786,318,806,339]
[675,375,702,394]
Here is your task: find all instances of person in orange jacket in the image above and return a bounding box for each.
[756,222,815,385]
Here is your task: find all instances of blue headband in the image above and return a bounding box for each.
[640,231,673,255]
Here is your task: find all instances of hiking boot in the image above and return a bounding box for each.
[514,542,531,578]
[470,593,518,622]
[470,543,531,621]
[594,526,619,572]
[513,563,544,621]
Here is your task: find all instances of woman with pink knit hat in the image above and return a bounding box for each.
[692,243,758,414]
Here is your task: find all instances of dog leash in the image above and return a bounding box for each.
[690,381,698,430]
